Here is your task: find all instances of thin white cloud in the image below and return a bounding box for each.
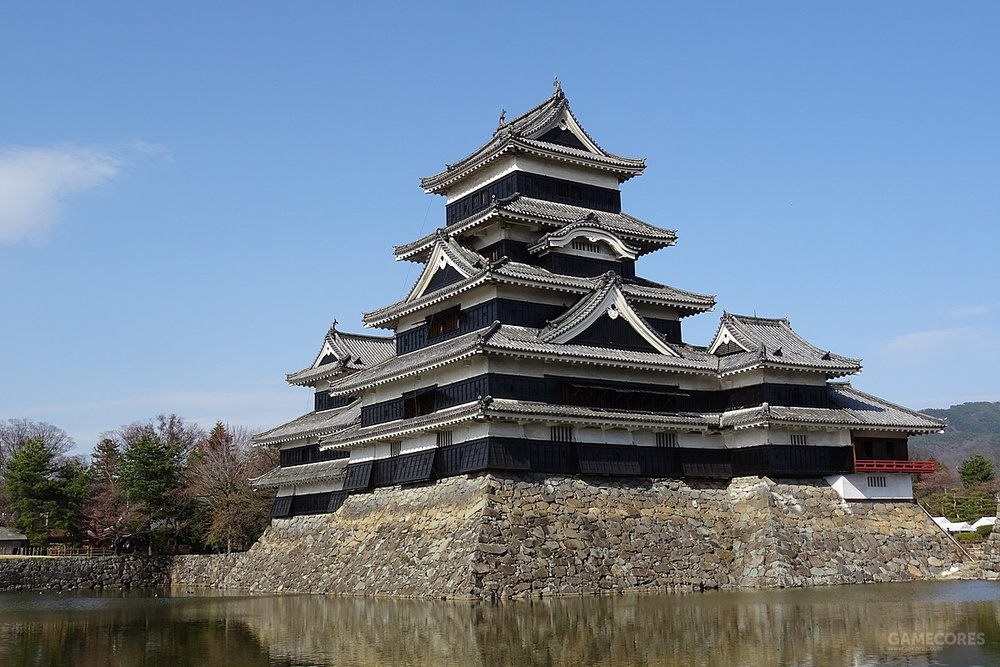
[880,327,985,355]
[948,305,990,318]
[0,145,122,244]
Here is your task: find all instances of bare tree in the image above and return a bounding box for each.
[186,422,275,552]
[0,418,74,467]
[110,413,206,458]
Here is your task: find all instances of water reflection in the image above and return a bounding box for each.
[1,582,999,666]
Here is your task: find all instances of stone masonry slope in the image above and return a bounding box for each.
[171,473,971,599]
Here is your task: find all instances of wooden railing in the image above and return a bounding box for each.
[46,545,115,557]
[854,459,936,473]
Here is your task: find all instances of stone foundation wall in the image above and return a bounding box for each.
[171,473,973,599]
[172,472,489,597]
[0,555,171,592]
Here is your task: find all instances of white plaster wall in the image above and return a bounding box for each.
[725,428,769,449]
[443,155,619,202]
[488,422,526,438]
[633,304,681,322]
[766,429,851,447]
[826,473,913,501]
[285,480,344,496]
[470,223,541,249]
[574,428,633,445]
[350,446,376,463]
[523,423,550,439]
[492,284,576,308]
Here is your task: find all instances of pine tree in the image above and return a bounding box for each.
[118,430,183,554]
[3,438,87,545]
[959,453,996,488]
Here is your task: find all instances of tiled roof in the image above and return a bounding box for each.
[712,313,861,377]
[394,196,675,262]
[321,401,485,449]
[286,325,395,386]
[0,526,28,541]
[321,396,720,449]
[487,325,716,374]
[250,458,349,489]
[335,320,726,398]
[328,326,497,395]
[501,198,675,248]
[719,383,944,433]
[252,402,361,447]
[365,258,713,328]
[484,398,716,429]
[420,87,645,194]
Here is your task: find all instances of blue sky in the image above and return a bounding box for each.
[2,3,998,458]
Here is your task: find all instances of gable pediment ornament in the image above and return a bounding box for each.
[405,239,477,302]
[544,282,678,357]
[529,221,639,260]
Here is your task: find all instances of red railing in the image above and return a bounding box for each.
[854,459,936,473]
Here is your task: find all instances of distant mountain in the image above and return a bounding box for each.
[910,402,1000,471]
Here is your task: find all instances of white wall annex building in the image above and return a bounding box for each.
[252,83,942,517]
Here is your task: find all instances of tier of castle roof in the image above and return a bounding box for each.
[364,246,715,328]
[255,379,943,454]
[420,84,645,195]
[394,195,677,262]
[285,324,394,387]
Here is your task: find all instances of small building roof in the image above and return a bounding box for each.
[710,312,862,378]
[286,323,395,387]
[252,401,361,447]
[251,458,348,489]
[420,84,645,195]
[0,526,28,542]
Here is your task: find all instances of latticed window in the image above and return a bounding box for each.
[571,239,602,254]
[867,476,887,488]
[550,425,573,442]
[427,307,460,339]
[390,441,401,457]
[656,432,678,448]
[436,431,453,447]
[790,434,808,446]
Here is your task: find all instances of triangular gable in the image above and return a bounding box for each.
[312,339,340,368]
[707,321,755,356]
[522,100,604,155]
[542,280,678,356]
[406,239,479,302]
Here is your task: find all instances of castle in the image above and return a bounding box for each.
[252,83,942,519]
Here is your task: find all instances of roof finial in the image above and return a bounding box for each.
[331,319,338,330]
[497,108,506,129]
[553,76,563,96]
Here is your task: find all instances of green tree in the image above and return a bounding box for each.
[959,453,996,488]
[118,430,183,554]
[3,438,88,545]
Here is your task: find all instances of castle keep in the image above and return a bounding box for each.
[252,83,942,513]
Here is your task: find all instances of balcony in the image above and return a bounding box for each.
[854,459,936,473]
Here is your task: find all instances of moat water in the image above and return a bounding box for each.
[1,581,999,666]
